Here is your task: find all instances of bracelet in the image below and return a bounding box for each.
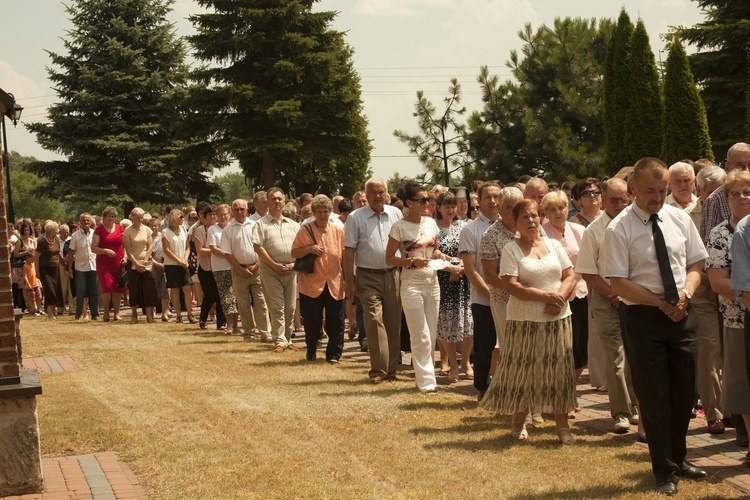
[409,257,414,268]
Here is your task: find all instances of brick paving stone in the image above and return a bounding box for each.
[23,356,80,375]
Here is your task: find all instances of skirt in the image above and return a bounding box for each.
[40,266,64,308]
[480,316,577,414]
[721,326,750,414]
[165,265,191,289]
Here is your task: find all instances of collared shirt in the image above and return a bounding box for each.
[343,204,403,269]
[666,193,702,230]
[292,223,345,300]
[731,214,750,302]
[542,221,587,300]
[248,212,262,222]
[302,214,345,229]
[252,213,300,264]
[458,213,494,306]
[478,219,516,303]
[575,211,612,283]
[604,202,707,305]
[700,186,730,242]
[221,218,258,266]
[68,228,96,272]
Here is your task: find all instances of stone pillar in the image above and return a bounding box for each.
[0,109,43,496]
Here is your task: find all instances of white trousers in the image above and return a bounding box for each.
[401,284,440,392]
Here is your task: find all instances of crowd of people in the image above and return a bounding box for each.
[9,142,750,496]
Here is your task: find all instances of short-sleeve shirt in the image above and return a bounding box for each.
[123,224,152,271]
[458,213,494,306]
[389,217,439,287]
[575,211,612,283]
[730,214,750,301]
[252,214,300,265]
[500,237,572,322]
[207,224,230,272]
[192,224,212,271]
[162,227,187,266]
[478,219,516,303]
[292,223,345,300]
[706,220,743,328]
[666,193,702,231]
[604,202,708,305]
[220,218,258,266]
[37,236,61,268]
[344,204,403,269]
[542,221,587,301]
[69,229,96,272]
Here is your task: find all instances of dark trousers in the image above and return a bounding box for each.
[74,270,99,319]
[355,296,366,345]
[570,296,589,369]
[472,303,497,393]
[198,267,225,327]
[300,285,345,362]
[621,304,697,484]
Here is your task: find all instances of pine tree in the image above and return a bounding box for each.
[187,0,371,196]
[675,0,750,158]
[623,20,663,163]
[603,9,634,171]
[26,0,214,213]
[661,39,714,165]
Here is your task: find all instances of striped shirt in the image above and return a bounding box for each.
[252,213,300,265]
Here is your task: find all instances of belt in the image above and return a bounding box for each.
[357,267,396,274]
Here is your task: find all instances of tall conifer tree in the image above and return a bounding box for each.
[187,0,371,195]
[675,0,750,158]
[661,39,713,165]
[623,20,663,163]
[603,9,634,171]
[26,0,213,212]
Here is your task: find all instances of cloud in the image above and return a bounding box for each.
[353,0,454,18]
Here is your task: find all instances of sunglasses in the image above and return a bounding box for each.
[581,189,601,198]
[411,197,429,204]
[469,206,480,212]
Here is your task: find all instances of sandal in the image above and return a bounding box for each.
[176,317,184,324]
[199,321,207,330]
[557,428,576,445]
[188,316,199,324]
[512,414,529,440]
[462,364,475,380]
[448,367,459,384]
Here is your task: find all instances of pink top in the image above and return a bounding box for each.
[292,223,344,300]
[541,220,588,300]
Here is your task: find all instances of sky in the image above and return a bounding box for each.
[1,0,706,185]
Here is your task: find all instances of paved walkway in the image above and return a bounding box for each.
[22,356,80,374]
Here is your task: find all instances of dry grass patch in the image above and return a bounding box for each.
[20,314,744,499]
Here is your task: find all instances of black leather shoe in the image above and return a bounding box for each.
[679,461,707,480]
[656,481,677,496]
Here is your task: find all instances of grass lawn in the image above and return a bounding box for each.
[22,314,744,499]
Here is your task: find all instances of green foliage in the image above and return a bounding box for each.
[187,0,371,197]
[603,10,634,171]
[393,78,470,186]
[674,0,750,159]
[661,39,714,165]
[5,151,72,222]
[212,171,251,204]
[507,17,613,182]
[464,67,526,184]
[623,20,663,164]
[26,0,219,215]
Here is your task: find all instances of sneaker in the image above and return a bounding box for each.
[613,415,631,434]
[360,340,368,352]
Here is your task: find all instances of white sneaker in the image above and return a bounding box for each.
[613,415,630,434]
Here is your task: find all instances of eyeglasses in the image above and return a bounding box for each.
[411,197,429,204]
[581,189,601,198]
[606,197,630,205]
[728,189,750,199]
[470,206,480,212]
[178,215,184,219]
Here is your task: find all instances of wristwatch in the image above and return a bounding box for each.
[682,289,692,301]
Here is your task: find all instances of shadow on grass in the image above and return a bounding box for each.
[508,475,654,499]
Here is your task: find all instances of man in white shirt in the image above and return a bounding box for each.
[459,181,500,400]
[667,162,724,434]
[253,188,300,351]
[605,158,707,495]
[248,191,268,222]
[576,178,639,434]
[221,199,270,341]
[344,178,403,383]
[67,213,99,320]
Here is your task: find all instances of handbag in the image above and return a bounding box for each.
[292,224,318,274]
[117,268,129,288]
[10,253,25,268]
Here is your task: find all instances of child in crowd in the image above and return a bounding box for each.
[23,259,43,316]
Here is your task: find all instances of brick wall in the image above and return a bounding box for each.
[0,145,20,384]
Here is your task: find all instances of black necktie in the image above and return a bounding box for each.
[650,213,679,305]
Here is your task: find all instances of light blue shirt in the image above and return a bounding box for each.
[731,213,750,307]
[344,204,403,269]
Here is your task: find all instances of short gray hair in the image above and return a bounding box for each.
[59,224,70,233]
[130,207,146,219]
[44,220,59,233]
[540,190,568,212]
[364,177,388,192]
[727,142,750,161]
[696,165,726,191]
[499,186,524,206]
[668,161,695,179]
[310,194,333,213]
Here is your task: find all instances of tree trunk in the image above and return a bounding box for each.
[262,151,274,189]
